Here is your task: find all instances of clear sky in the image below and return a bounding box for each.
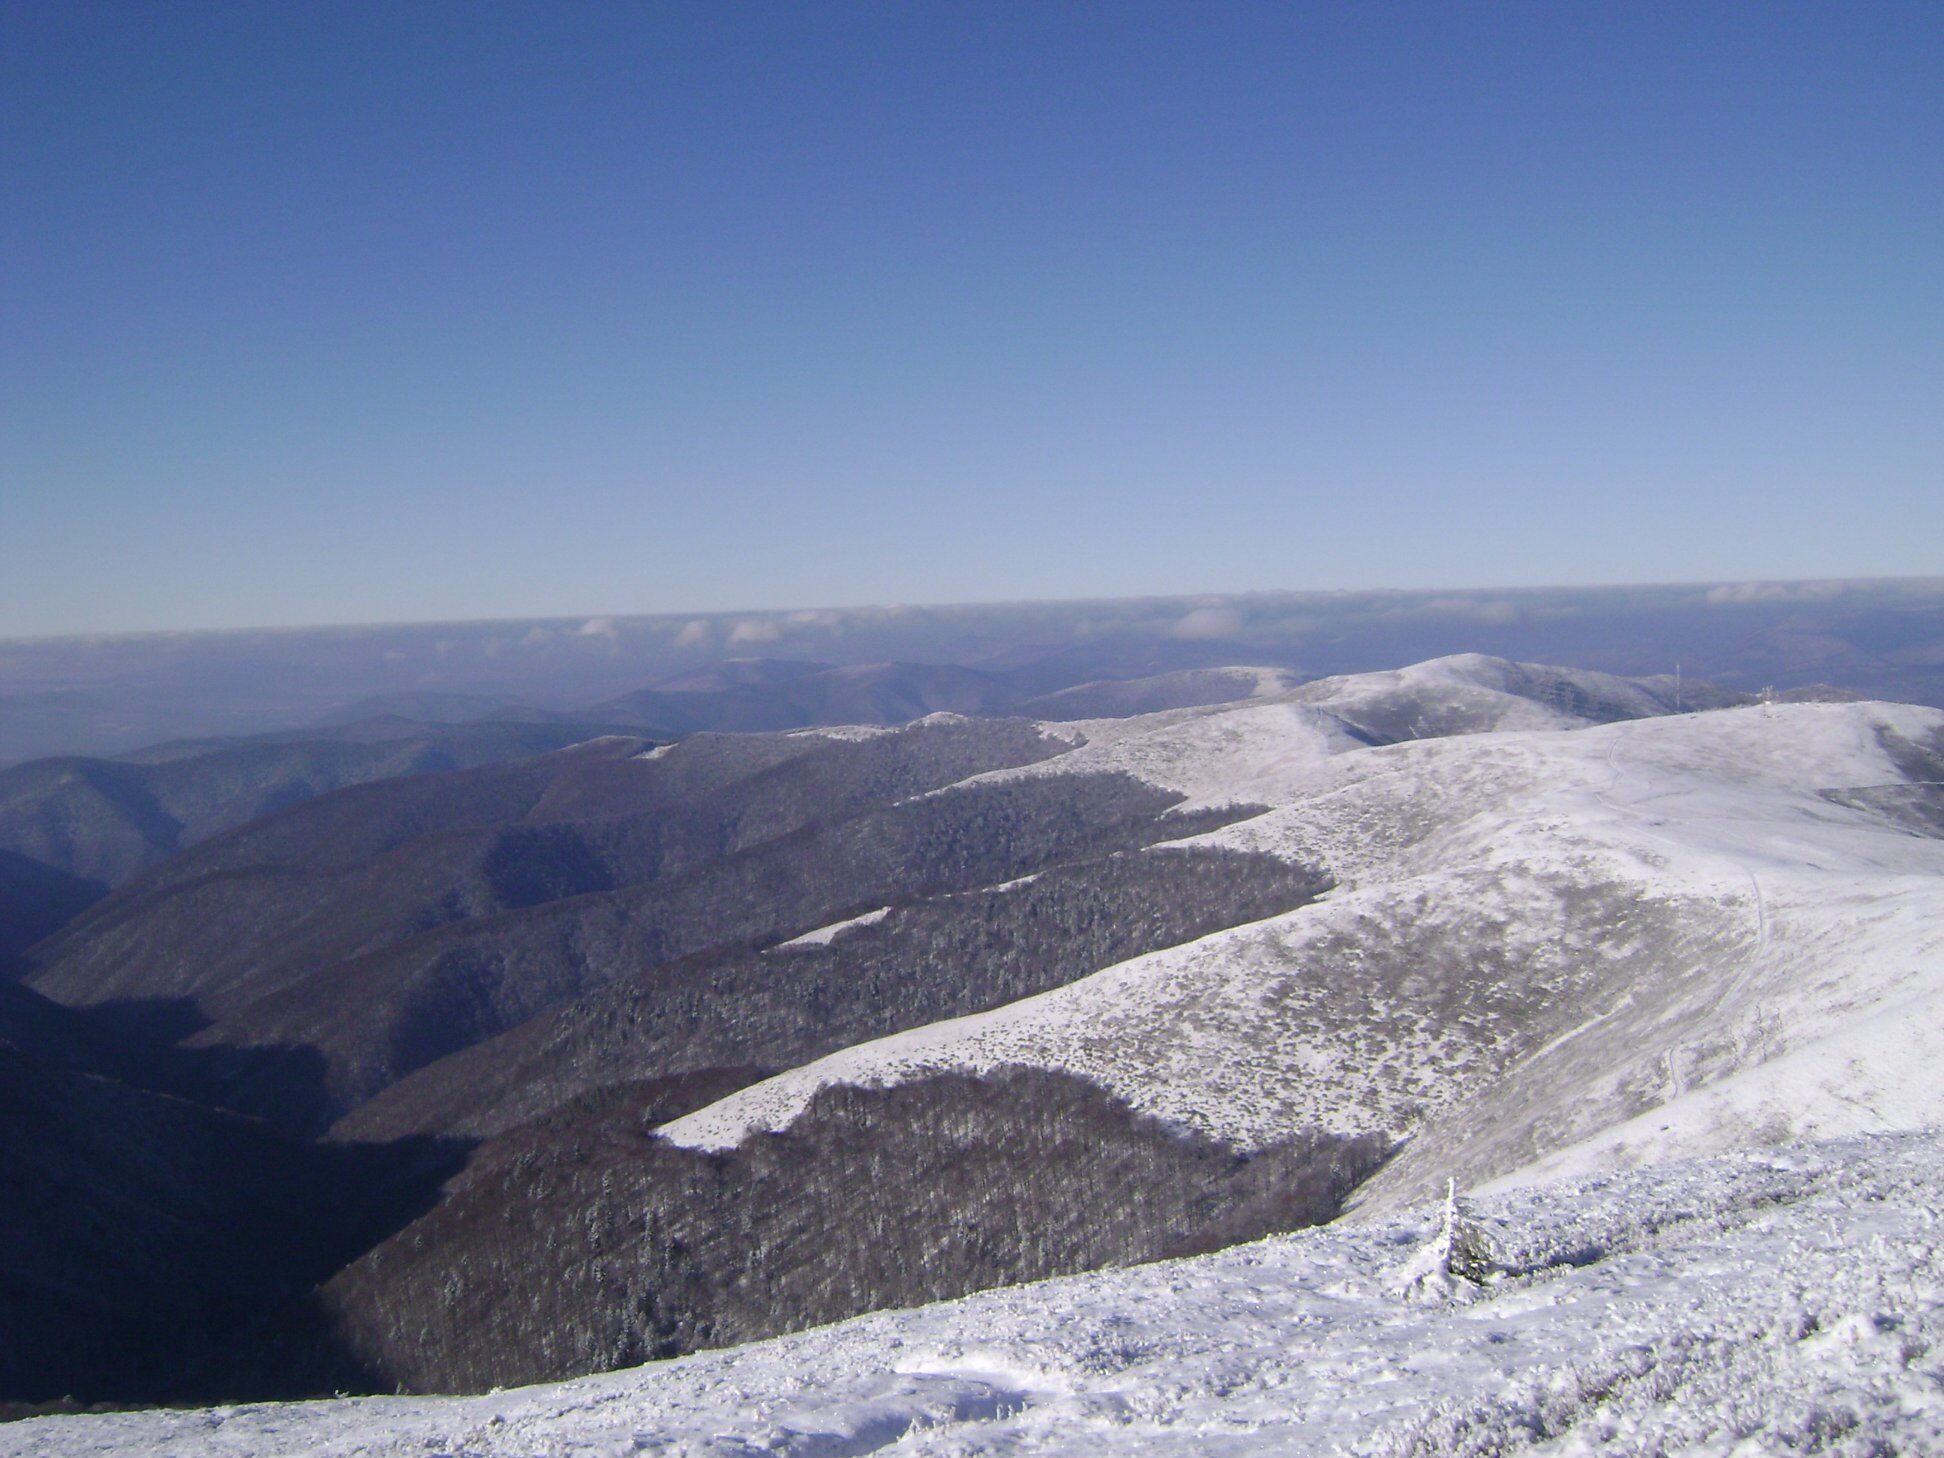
[3,2,1939,635]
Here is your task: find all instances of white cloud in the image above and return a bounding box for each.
[1171,606,1244,639]
[729,617,783,645]
[577,616,619,640]
[674,619,713,649]
[1703,580,1859,605]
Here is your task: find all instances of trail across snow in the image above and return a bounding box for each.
[17,1130,1941,1456]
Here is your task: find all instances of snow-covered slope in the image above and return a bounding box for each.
[668,681,1944,1212]
[19,1128,1940,1456]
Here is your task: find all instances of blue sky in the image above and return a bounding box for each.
[3,2,1939,635]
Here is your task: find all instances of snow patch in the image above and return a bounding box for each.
[772,906,891,951]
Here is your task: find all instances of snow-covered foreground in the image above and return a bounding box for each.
[16,1128,1940,1456]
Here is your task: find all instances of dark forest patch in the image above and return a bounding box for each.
[269,1068,1390,1396]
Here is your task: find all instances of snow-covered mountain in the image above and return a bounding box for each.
[665,666,1944,1219]
[8,651,1940,1442]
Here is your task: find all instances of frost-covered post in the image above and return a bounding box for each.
[1439,1179,1497,1283]
[1396,1178,1497,1300]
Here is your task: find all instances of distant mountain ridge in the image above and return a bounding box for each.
[8,579,1943,763]
[0,719,644,886]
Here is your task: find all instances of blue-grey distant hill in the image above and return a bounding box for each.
[0,718,644,968]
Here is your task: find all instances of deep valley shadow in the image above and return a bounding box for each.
[0,988,477,1409]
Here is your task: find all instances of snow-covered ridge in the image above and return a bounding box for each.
[666,684,1944,1213]
[22,1129,1939,1456]
[909,652,1674,815]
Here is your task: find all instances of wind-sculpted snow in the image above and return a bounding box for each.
[667,688,1944,1212]
[17,1129,1939,1455]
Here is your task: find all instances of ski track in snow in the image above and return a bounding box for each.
[18,1130,1942,1457]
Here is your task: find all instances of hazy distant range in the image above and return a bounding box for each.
[2,579,1941,764]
